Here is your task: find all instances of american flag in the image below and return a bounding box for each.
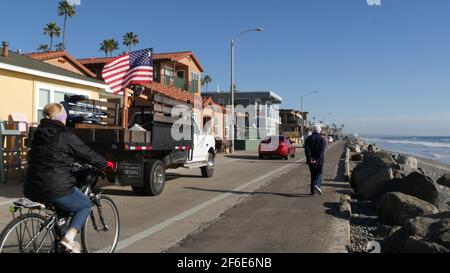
[102,48,154,94]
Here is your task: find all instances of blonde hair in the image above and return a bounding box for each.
[43,103,63,119]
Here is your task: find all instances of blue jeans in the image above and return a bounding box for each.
[53,188,92,231]
[309,164,323,194]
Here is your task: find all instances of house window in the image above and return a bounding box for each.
[37,88,51,121]
[36,84,90,123]
[177,70,185,79]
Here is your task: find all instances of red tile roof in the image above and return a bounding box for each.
[78,51,204,72]
[26,50,97,78]
[78,56,115,65]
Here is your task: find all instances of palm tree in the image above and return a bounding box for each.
[99,39,119,57]
[43,22,61,50]
[201,75,212,93]
[55,43,65,51]
[123,32,139,52]
[57,0,76,50]
[37,44,50,52]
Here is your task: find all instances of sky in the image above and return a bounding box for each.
[2,0,450,136]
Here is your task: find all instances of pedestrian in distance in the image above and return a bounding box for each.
[304,124,327,196]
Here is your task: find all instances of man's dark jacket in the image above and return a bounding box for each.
[304,132,327,165]
[24,119,107,202]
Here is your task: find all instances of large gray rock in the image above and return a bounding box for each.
[392,172,446,209]
[404,216,440,238]
[381,226,410,253]
[402,236,450,253]
[350,152,395,200]
[348,144,361,153]
[437,174,450,188]
[427,218,450,249]
[377,192,439,226]
[397,155,418,170]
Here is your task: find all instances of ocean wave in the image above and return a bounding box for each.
[365,138,450,149]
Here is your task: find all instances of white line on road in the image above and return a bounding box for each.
[114,157,306,252]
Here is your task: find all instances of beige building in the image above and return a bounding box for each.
[0,43,109,124]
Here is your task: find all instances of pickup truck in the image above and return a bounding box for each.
[28,92,216,197]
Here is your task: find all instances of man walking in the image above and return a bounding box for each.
[304,125,327,195]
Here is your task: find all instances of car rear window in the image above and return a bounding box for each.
[261,136,285,143]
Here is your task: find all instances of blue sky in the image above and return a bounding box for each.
[2,0,450,136]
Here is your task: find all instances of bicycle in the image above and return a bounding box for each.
[0,164,120,253]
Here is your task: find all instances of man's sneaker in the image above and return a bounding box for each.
[60,239,81,253]
[314,185,323,195]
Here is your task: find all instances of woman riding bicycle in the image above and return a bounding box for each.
[24,103,114,253]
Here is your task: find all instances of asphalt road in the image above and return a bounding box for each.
[0,142,349,253]
[167,141,350,253]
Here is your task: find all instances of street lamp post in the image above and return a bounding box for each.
[300,91,318,142]
[230,28,264,153]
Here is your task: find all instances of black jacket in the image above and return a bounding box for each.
[304,133,327,165]
[24,119,107,202]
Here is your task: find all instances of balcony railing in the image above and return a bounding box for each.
[154,75,199,94]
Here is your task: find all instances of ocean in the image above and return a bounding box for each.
[363,136,450,165]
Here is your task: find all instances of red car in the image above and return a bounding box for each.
[258,135,296,160]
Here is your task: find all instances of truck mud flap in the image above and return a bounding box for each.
[115,163,143,187]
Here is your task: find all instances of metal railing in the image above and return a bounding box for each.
[1,121,32,183]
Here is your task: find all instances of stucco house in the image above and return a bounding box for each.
[0,42,109,124]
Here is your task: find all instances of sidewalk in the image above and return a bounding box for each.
[168,142,351,253]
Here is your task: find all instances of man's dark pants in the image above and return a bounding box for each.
[309,163,324,194]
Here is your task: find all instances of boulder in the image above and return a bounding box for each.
[393,165,417,179]
[350,152,395,200]
[348,144,361,153]
[392,172,446,209]
[427,218,450,249]
[401,237,450,253]
[351,154,363,161]
[437,174,450,188]
[381,226,410,253]
[397,155,418,170]
[390,153,400,161]
[377,192,439,226]
[403,216,440,238]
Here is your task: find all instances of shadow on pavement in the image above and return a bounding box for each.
[166,173,203,179]
[0,180,25,200]
[98,188,139,197]
[321,182,351,189]
[183,186,312,198]
[323,202,347,221]
[224,155,304,164]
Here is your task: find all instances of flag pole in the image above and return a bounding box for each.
[122,88,129,128]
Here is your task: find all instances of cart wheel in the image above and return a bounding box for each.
[141,159,166,196]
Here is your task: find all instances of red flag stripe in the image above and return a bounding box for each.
[104,54,129,69]
[102,64,130,78]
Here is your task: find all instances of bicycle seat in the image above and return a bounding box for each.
[13,198,46,209]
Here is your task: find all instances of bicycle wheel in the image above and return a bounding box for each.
[81,195,120,253]
[0,213,56,253]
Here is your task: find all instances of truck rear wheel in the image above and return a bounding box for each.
[133,159,166,196]
[201,153,215,178]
